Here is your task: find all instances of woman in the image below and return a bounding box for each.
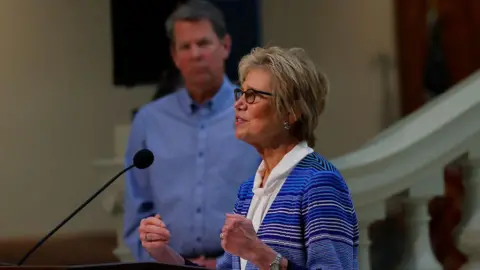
[139,46,359,269]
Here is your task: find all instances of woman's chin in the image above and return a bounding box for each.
[235,130,244,139]
[235,129,249,141]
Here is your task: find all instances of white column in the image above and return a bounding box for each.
[103,179,134,262]
[92,159,134,262]
[401,173,444,270]
[458,148,480,270]
[357,203,385,270]
[100,124,134,262]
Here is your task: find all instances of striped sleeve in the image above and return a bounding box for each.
[302,171,359,270]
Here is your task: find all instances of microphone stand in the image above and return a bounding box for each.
[17,164,135,266]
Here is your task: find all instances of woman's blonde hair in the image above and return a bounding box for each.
[238,46,329,148]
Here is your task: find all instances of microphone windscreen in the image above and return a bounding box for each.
[133,149,154,169]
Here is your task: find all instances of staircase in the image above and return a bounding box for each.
[331,70,480,269]
[93,71,480,269]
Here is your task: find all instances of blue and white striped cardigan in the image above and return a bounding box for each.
[216,152,359,270]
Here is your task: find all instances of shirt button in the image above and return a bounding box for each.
[196,237,201,242]
[198,152,203,157]
[200,124,205,129]
[196,207,201,213]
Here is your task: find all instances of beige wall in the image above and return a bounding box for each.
[262,0,400,157]
[0,0,399,237]
[0,0,154,238]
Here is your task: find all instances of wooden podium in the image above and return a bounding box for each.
[0,262,206,269]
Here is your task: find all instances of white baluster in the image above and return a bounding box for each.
[459,147,480,270]
[93,125,135,262]
[401,172,444,270]
[357,203,385,270]
[105,182,134,262]
[92,159,134,262]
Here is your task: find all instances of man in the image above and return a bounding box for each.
[123,0,260,268]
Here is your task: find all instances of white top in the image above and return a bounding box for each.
[240,141,314,270]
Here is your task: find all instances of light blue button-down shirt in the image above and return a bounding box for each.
[123,76,261,261]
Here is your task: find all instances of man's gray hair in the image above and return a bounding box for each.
[165,0,227,41]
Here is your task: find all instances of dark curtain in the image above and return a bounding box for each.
[437,0,480,82]
[423,17,451,97]
[395,0,429,116]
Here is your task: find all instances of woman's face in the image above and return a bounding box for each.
[234,68,287,147]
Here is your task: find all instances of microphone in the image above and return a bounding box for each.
[16,149,154,266]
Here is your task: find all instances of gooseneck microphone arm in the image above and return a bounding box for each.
[16,165,134,266]
[17,148,155,266]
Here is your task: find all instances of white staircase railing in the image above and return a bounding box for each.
[331,70,480,269]
[93,71,480,269]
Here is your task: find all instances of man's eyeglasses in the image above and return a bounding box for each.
[234,88,272,104]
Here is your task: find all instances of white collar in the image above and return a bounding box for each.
[252,141,313,195]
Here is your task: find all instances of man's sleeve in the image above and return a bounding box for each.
[122,109,156,261]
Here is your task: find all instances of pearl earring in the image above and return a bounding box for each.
[283,121,291,130]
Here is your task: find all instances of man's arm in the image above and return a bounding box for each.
[302,171,359,270]
[123,109,156,261]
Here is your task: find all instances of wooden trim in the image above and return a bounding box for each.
[0,231,118,266]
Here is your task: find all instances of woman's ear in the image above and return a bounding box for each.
[287,113,297,125]
[287,103,302,125]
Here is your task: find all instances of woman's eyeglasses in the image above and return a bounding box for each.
[234,88,272,104]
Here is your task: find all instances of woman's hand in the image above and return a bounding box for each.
[221,213,258,258]
[220,214,265,262]
[221,213,276,267]
[138,214,186,266]
[139,214,170,257]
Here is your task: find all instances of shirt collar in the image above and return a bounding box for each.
[253,141,314,195]
[177,75,235,115]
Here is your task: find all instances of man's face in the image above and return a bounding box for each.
[171,19,231,88]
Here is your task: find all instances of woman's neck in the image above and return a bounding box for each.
[257,139,299,187]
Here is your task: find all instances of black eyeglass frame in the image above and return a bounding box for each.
[234,88,273,104]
